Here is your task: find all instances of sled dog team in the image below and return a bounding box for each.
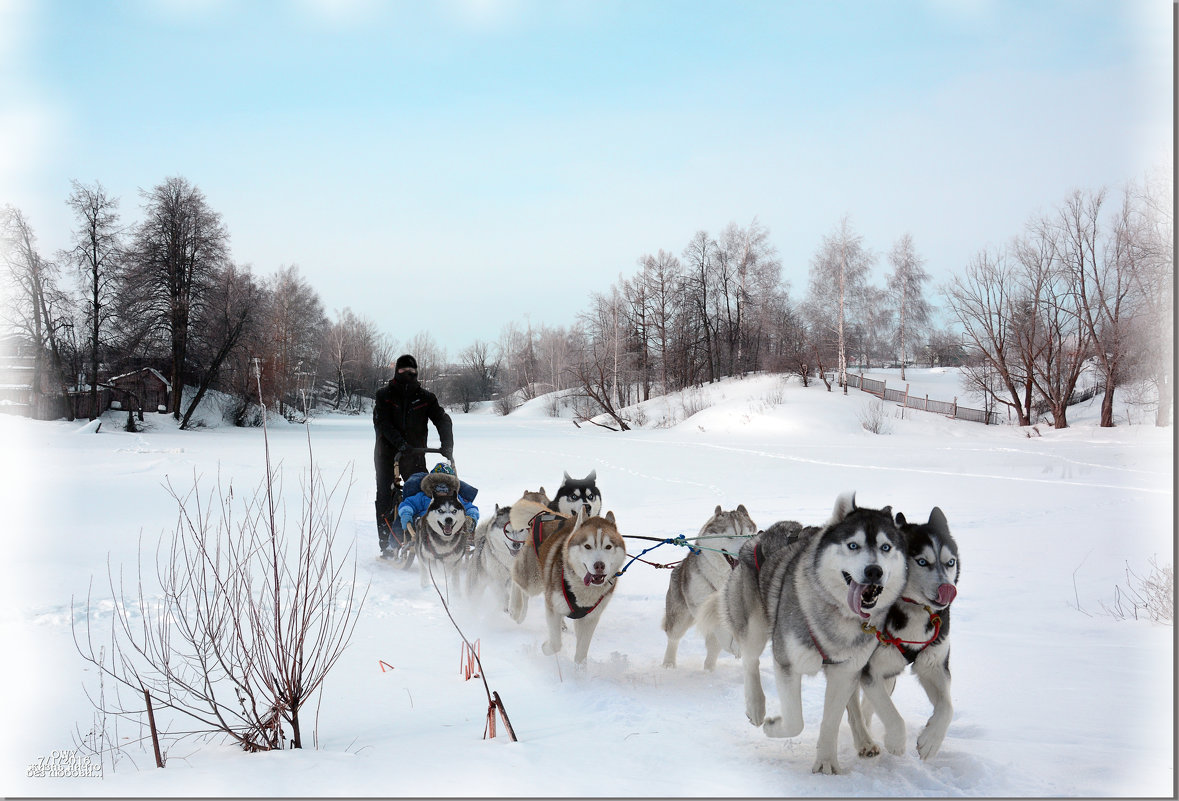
[424,469,961,775]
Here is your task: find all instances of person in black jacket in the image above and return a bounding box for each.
[373,354,454,555]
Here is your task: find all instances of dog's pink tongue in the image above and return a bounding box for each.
[583,571,593,587]
[937,583,957,606]
[847,581,870,619]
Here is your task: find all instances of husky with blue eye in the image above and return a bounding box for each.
[847,506,959,761]
[550,470,602,519]
[720,492,908,775]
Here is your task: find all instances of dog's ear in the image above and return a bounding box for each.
[538,486,546,496]
[895,511,908,527]
[605,510,615,524]
[563,472,572,483]
[737,504,748,515]
[586,469,597,482]
[831,491,856,523]
[714,504,723,516]
[881,505,892,518]
[928,507,950,536]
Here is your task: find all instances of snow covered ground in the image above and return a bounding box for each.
[1,369,1173,797]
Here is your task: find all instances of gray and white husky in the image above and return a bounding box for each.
[847,506,959,761]
[466,489,549,613]
[661,504,757,669]
[412,495,469,590]
[719,492,908,774]
[464,504,517,611]
[550,470,602,518]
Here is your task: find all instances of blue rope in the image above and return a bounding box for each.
[614,534,701,578]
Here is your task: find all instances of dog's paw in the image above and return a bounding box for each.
[885,732,907,757]
[811,757,841,775]
[762,716,803,739]
[917,727,945,760]
[858,742,881,758]
[661,659,676,669]
[541,640,559,656]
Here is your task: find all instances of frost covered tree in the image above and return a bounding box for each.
[806,216,873,392]
[885,233,931,380]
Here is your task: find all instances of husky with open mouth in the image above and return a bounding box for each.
[537,510,627,667]
[723,492,908,775]
[847,506,959,761]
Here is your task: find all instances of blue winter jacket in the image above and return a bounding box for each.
[397,491,479,531]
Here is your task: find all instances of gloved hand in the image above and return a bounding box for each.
[441,445,454,462]
[463,517,476,535]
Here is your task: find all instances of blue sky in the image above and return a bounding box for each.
[1,0,1171,356]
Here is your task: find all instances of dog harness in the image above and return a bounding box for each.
[529,512,562,557]
[861,599,944,656]
[559,564,607,620]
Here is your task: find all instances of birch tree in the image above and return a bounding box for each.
[807,216,873,392]
[885,233,931,380]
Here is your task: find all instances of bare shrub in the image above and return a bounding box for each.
[858,397,892,435]
[73,402,366,764]
[495,392,519,416]
[680,388,710,420]
[1102,558,1173,624]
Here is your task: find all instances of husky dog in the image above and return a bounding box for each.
[847,507,959,761]
[466,489,550,613]
[712,519,812,719]
[550,470,602,518]
[538,511,627,666]
[723,493,908,775]
[662,505,757,669]
[409,471,473,590]
[508,495,570,623]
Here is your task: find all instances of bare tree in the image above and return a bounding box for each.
[64,181,124,419]
[636,249,681,394]
[682,230,719,383]
[885,233,932,380]
[321,308,382,411]
[807,216,873,392]
[1015,215,1092,429]
[123,177,230,420]
[1126,170,1174,426]
[1,206,72,417]
[262,265,326,417]
[943,247,1036,426]
[180,263,262,429]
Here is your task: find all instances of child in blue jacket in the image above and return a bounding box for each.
[397,462,479,534]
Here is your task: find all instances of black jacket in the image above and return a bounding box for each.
[373,377,453,456]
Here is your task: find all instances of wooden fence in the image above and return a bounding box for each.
[835,371,1001,425]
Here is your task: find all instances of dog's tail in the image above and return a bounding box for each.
[698,590,739,657]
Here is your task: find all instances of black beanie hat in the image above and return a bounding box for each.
[395,354,417,371]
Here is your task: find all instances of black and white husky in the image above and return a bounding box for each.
[550,471,602,519]
[412,494,469,590]
[661,504,757,669]
[719,493,908,775]
[847,506,959,761]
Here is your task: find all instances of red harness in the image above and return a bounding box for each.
[862,598,944,654]
[560,564,607,620]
